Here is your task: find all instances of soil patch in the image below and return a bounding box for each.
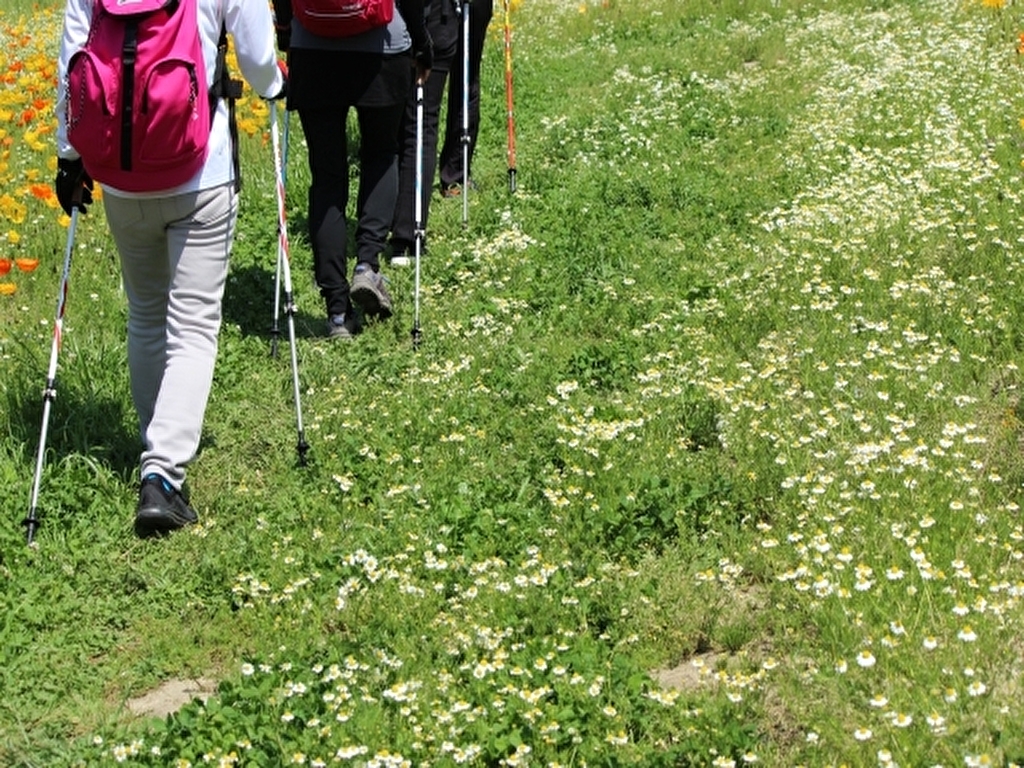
[126,678,218,719]
[651,650,721,691]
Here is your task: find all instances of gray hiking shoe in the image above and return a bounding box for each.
[327,313,360,340]
[350,263,393,320]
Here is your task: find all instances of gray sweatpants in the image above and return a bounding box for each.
[103,183,237,491]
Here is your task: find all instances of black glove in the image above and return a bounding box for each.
[54,157,93,216]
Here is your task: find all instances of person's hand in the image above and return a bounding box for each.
[269,59,288,101]
[54,157,93,216]
[414,38,433,85]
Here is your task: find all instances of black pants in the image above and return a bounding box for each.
[291,51,411,318]
[392,61,451,251]
[439,0,493,188]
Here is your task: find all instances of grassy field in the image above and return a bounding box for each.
[0,0,49,17]
[3,0,1024,765]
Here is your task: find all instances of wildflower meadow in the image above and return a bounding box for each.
[2,0,1024,766]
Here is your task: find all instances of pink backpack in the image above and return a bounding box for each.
[291,0,394,38]
[66,0,211,192]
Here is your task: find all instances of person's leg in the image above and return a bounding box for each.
[354,98,407,269]
[418,67,449,234]
[464,0,493,173]
[104,184,236,493]
[392,64,450,256]
[391,70,419,257]
[139,184,236,489]
[438,45,464,190]
[103,195,171,443]
[439,0,492,189]
[300,106,352,320]
[349,98,406,320]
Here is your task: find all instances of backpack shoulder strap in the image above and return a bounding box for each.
[209,24,245,191]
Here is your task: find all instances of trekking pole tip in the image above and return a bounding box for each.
[22,513,40,546]
[411,325,422,350]
[508,168,517,195]
[297,437,310,467]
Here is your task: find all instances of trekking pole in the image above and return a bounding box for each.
[270,102,310,466]
[412,82,425,350]
[461,0,471,226]
[24,204,80,545]
[503,0,517,194]
[270,110,290,358]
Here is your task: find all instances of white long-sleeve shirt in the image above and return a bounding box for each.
[55,0,285,197]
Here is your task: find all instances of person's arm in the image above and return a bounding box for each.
[225,0,287,99]
[397,0,433,82]
[55,0,92,161]
[53,0,94,214]
[271,0,293,52]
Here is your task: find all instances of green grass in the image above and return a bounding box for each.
[0,0,50,18]
[4,0,1024,765]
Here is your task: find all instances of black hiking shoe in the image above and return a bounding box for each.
[134,474,198,539]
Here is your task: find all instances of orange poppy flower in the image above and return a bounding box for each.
[0,257,11,276]
[29,184,54,203]
[15,257,39,272]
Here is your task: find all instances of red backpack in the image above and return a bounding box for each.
[291,0,394,38]
[65,0,213,192]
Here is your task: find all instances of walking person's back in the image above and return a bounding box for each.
[54,0,287,537]
[272,0,432,339]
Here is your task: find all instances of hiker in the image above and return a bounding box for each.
[272,0,433,339]
[438,0,493,198]
[390,0,493,263]
[54,0,287,538]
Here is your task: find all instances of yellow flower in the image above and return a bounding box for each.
[0,194,27,224]
[24,130,45,152]
[237,117,259,137]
